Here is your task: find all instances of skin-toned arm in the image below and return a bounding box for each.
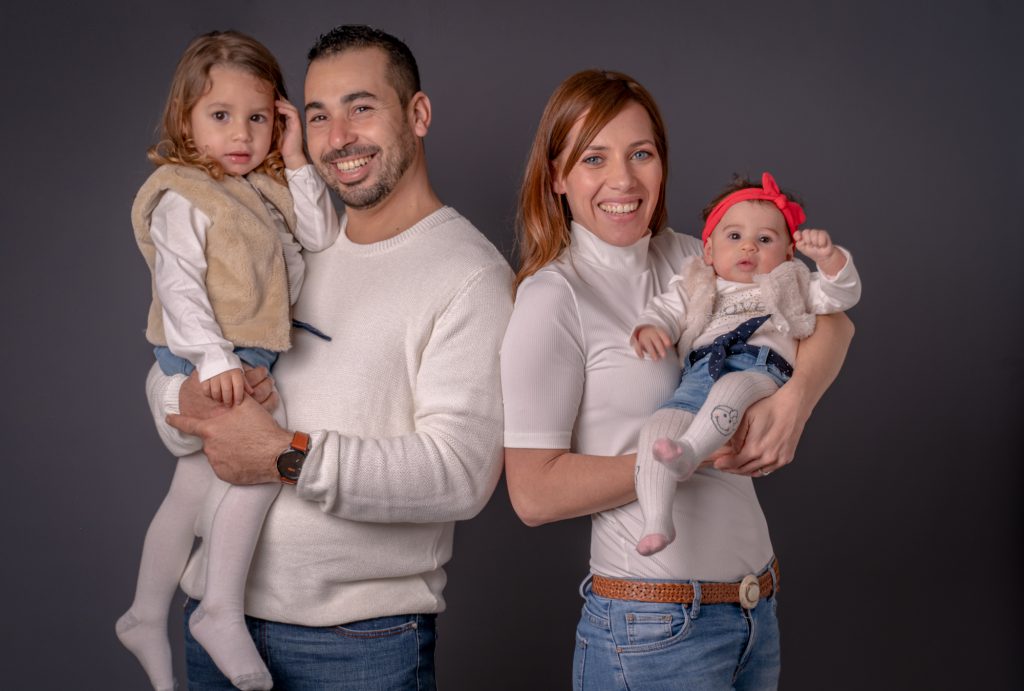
[504,448,637,527]
[714,311,855,475]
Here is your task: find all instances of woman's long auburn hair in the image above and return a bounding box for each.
[514,70,669,291]
[148,30,289,184]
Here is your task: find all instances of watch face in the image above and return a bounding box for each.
[277,450,305,480]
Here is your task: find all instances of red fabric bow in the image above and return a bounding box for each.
[701,172,806,243]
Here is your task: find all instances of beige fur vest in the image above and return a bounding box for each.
[674,256,818,358]
[133,165,297,352]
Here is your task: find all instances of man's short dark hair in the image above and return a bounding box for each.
[308,25,421,106]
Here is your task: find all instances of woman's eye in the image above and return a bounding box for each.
[632,150,651,161]
[582,155,603,165]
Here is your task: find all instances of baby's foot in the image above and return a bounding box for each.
[652,438,699,480]
[636,533,673,556]
[652,438,684,465]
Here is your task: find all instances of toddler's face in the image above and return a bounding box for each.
[189,65,275,177]
[703,201,793,282]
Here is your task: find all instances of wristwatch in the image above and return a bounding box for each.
[276,431,311,484]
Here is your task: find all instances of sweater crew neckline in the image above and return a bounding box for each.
[336,206,459,255]
[568,221,651,275]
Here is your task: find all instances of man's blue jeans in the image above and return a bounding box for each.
[572,568,781,690]
[183,598,437,690]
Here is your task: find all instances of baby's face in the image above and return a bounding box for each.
[703,201,794,282]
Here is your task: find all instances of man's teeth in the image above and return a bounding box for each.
[335,156,371,172]
[599,201,639,214]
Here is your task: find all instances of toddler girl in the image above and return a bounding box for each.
[632,172,861,556]
[116,30,339,690]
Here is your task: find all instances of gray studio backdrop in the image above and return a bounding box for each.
[2,1,1020,688]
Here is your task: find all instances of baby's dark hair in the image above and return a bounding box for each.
[701,174,805,222]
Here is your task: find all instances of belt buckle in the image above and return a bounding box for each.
[738,574,760,609]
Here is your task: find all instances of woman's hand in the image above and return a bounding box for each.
[715,311,855,477]
[712,380,809,477]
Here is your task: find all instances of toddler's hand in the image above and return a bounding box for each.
[633,325,672,360]
[277,99,308,170]
[201,368,249,407]
[794,228,846,276]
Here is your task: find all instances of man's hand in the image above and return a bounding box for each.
[167,395,291,485]
[242,366,279,413]
[713,382,809,477]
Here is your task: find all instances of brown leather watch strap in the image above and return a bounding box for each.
[291,431,311,454]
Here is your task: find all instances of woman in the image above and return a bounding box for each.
[500,70,853,690]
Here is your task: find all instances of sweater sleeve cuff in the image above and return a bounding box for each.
[295,429,329,496]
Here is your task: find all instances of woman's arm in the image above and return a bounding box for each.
[715,311,855,475]
[504,448,636,527]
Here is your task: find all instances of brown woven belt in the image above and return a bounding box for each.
[591,559,779,609]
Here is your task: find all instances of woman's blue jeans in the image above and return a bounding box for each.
[183,597,437,690]
[572,569,781,690]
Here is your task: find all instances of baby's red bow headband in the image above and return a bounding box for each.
[701,172,806,243]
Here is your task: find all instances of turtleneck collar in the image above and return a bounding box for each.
[568,221,651,275]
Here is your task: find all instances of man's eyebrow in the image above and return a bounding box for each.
[305,91,378,111]
[342,90,377,104]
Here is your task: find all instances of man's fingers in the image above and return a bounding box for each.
[166,413,200,436]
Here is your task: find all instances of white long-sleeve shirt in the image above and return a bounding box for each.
[638,247,862,365]
[150,165,340,380]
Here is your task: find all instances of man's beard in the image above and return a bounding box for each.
[318,129,416,210]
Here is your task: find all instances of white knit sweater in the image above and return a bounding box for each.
[147,206,513,626]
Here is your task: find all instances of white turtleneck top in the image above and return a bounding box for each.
[501,222,774,581]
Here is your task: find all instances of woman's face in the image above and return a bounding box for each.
[552,101,663,247]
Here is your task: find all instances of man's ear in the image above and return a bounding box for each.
[409,92,431,137]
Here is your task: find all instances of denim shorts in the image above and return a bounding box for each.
[153,346,278,377]
[660,346,790,415]
[183,598,437,690]
[572,562,781,690]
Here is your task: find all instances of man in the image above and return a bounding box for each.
[150,25,512,689]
